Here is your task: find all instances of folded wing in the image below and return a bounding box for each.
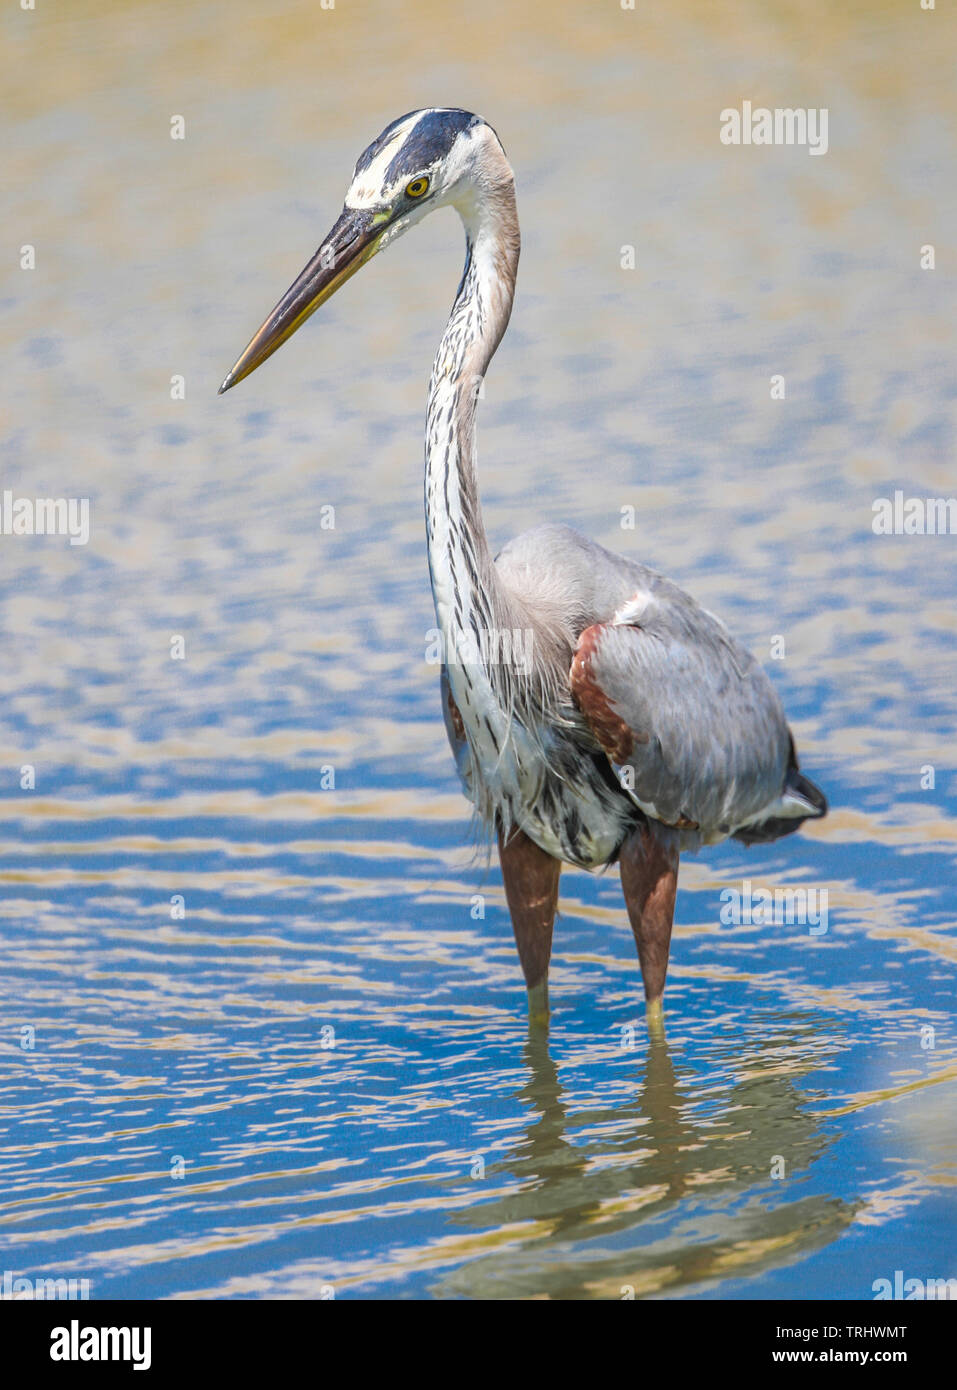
[569,585,825,843]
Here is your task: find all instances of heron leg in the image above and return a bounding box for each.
[497,826,561,1023]
[620,823,679,1023]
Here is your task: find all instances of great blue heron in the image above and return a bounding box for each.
[220,108,827,1025]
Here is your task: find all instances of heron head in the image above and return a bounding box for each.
[219,108,504,393]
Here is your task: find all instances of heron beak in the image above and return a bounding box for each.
[218,207,387,393]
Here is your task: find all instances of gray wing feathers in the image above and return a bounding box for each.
[495,524,795,837]
[581,604,791,835]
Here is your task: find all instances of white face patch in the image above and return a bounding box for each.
[344,109,446,209]
[343,109,488,214]
[345,113,421,208]
[336,114,498,263]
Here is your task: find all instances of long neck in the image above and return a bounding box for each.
[425,177,521,679]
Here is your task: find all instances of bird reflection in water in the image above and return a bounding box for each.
[432,1015,855,1298]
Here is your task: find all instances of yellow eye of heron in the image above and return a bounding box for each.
[405,177,429,198]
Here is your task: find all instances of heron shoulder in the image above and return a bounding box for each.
[495,523,691,640]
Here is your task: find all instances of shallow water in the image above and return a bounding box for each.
[1,0,956,1299]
